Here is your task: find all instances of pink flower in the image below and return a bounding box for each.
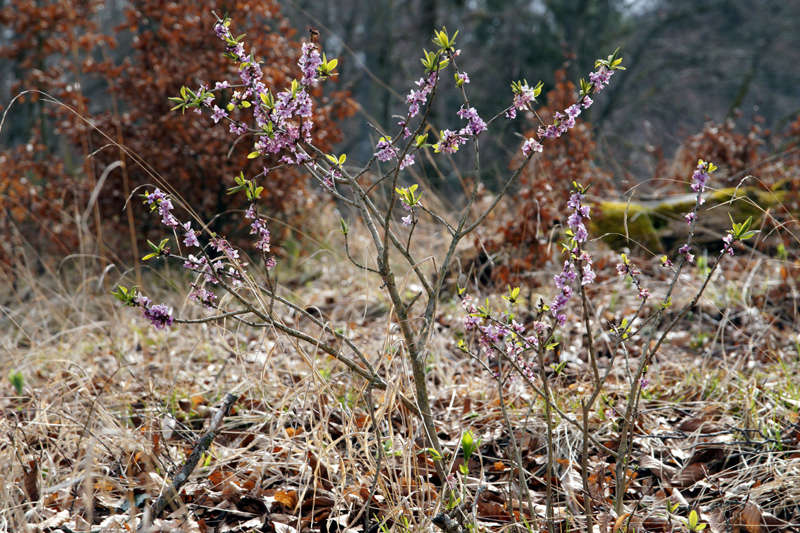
[521,137,543,157]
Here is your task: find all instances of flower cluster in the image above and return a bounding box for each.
[144,188,179,228]
[505,81,540,120]
[690,159,716,198]
[131,293,174,330]
[182,221,200,248]
[521,137,543,157]
[205,18,337,169]
[588,66,614,92]
[298,42,322,87]
[566,190,591,244]
[551,260,577,325]
[374,136,399,162]
[143,303,175,330]
[722,233,735,256]
[615,254,649,300]
[550,186,596,324]
[406,73,437,119]
[678,244,695,264]
[515,53,623,156]
[433,106,487,154]
[190,285,217,308]
[460,295,539,381]
[184,254,223,285]
[457,106,487,136]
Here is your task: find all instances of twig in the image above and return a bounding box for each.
[139,392,238,530]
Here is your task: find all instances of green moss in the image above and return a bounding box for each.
[708,187,787,221]
[592,186,791,252]
[591,201,663,253]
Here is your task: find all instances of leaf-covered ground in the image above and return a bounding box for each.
[2,204,800,532]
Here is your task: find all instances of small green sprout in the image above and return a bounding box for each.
[502,286,521,304]
[9,371,24,396]
[686,509,707,532]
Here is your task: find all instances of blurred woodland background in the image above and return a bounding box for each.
[1,0,799,276]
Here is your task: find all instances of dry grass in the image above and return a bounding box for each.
[2,200,800,532]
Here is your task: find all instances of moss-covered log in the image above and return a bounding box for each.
[590,185,790,254]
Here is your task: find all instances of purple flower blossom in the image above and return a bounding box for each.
[157,197,179,228]
[457,106,487,136]
[190,286,216,308]
[405,73,436,118]
[510,83,537,115]
[143,303,173,330]
[521,137,543,157]
[678,244,695,264]
[401,214,413,226]
[588,67,614,91]
[455,72,470,85]
[722,233,735,256]
[566,104,582,118]
[229,121,247,135]
[211,237,239,260]
[374,136,398,162]
[566,192,590,244]
[182,221,200,248]
[400,154,415,170]
[298,42,322,86]
[685,212,696,224]
[145,188,166,206]
[434,129,463,154]
[214,21,230,40]
[690,160,716,202]
[581,253,596,286]
[214,80,229,90]
[211,105,227,124]
[249,217,271,252]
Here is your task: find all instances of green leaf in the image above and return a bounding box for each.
[461,430,477,461]
[425,447,443,461]
[688,510,699,529]
[142,252,158,261]
[340,218,349,235]
[9,371,24,395]
[247,151,261,159]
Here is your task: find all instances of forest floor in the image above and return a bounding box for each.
[2,202,800,533]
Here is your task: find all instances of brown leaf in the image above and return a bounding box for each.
[672,462,708,488]
[477,499,510,521]
[735,501,765,533]
[274,489,298,509]
[23,459,39,503]
[492,461,507,472]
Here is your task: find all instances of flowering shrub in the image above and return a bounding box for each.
[482,69,615,284]
[105,16,767,529]
[109,18,634,528]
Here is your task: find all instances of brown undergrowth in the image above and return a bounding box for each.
[2,199,800,532]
